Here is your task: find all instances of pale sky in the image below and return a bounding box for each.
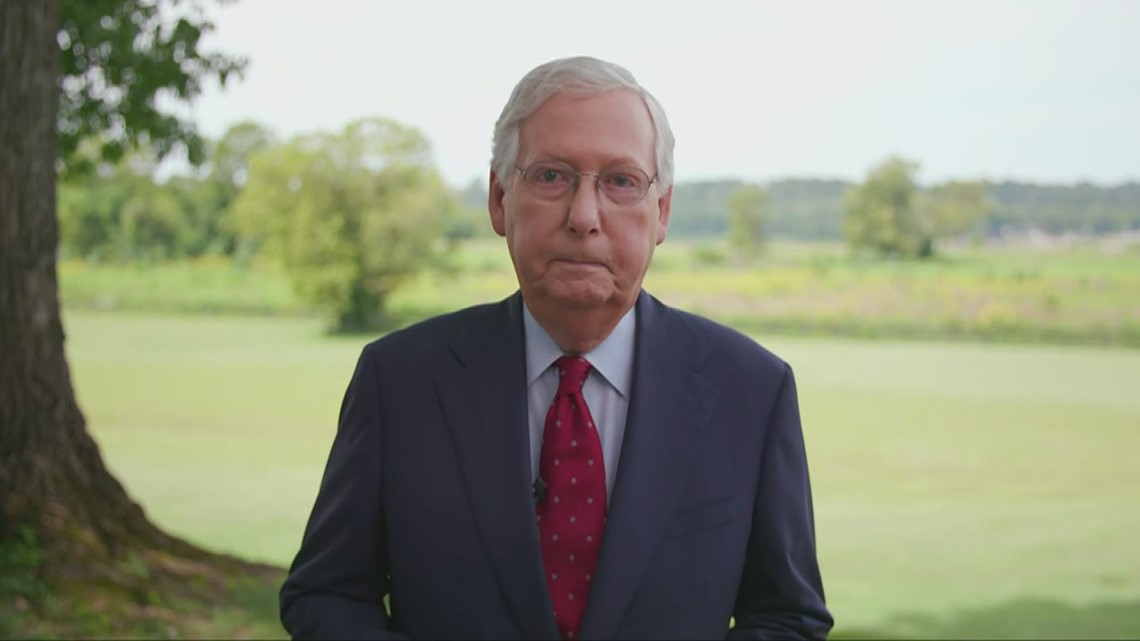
[188,0,1140,187]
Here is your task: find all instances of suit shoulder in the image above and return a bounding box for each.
[360,300,502,359]
[671,306,790,376]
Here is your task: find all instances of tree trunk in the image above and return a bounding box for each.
[335,278,389,334]
[1,0,273,618]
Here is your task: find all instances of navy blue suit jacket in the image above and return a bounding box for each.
[281,291,832,639]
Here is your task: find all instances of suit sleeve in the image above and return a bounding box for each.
[280,345,408,640]
[728,363,834,640]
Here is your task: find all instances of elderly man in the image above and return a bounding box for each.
[281,56,832,640]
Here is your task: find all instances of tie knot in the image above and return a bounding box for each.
[554,355,591,396]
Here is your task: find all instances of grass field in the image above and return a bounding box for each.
[60,309,1140,639]
[59,239,1140,346]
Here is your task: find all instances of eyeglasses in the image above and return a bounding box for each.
[515,161,658,206]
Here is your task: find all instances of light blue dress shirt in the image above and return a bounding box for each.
[523,303,635,502]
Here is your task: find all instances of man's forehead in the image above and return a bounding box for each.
[525,89,650,124]
[518,90,656,165]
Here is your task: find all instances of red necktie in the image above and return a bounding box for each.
[536,355,607,640]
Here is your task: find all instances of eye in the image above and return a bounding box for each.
[602,170,644,191]
[526,164,573,187]
[537,169,563,183]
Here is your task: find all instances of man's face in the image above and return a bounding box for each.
[489,90,672,316]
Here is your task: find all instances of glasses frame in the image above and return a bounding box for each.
[514,161,659,206]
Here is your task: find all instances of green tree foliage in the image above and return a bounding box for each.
[208,120,275,202]
[985,181,1140,236]
[58,151,187,261]
[669,179,747,237]
[670,178,1138,242]
[845,158,994,257]
[57,0,246,173]
[54,0,252,261]
[449,177,498,240]
[56,121,277,261]
[765,179,848,240]
[199,120,276,256]
[726,183,769,260]
[919,180,990,242]
[164,172,226,256]
[668,179,850,240]
[844,157,925,256]
[234,118,455,333]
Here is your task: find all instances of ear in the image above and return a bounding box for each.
[654,184,673,245]
[488,169,507,237]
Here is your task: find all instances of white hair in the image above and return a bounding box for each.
[490,56,675,192]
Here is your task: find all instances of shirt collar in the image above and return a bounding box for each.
[522,302,636,398]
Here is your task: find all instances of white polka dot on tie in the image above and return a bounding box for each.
[551,572,558,581]
[569,554,576,561]
[586,574,592,581]
[587,497,593,504]
[537,515,542,522]
[552,534,558,542]
[586,535,593,543]
[553,496,560,503]
[571,440,577,447]
[568,593,575,600]
[588,459,594,466]
[569,516,576,523]
[570,477,577,485]
[555,420,561,427]
[587,421,593,428]
[554,459,560,466]
[567,632,574,639]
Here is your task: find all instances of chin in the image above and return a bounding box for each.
[543,282,616,310]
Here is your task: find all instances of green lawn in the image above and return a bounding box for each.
[59,239,1140,346]
[61,310,1140,639]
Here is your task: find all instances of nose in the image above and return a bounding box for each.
[566,174,602,235]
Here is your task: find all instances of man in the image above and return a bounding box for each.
[280,56,832,640]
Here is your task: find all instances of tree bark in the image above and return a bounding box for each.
[1,0,271,609]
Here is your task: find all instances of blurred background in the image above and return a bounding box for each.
[8,0,1140,638]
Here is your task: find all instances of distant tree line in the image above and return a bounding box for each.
[460,173,1139,244]
[61,130,1139,312]
[57,118,481,331]
[676,178,1140,242]
[983,181,1140,236]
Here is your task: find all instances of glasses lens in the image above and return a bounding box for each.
[520,162,654,204]
[523,163,575,200]
[599,168,651,204]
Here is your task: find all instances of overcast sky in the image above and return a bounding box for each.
[188,0,1139,187]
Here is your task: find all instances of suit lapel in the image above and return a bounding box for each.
[435,293,559,640]
[579,292,721,638]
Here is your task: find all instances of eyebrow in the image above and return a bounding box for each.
[530,157,652,173]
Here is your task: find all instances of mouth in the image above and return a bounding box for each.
[552,258,606,269]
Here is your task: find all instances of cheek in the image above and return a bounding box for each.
[612,221,658,269]
[511,206,558,242]
[633,214,662,249]
[505,217,546,265]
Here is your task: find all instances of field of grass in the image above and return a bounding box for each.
[57,309,1140,639]
[59,239,1140,346]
